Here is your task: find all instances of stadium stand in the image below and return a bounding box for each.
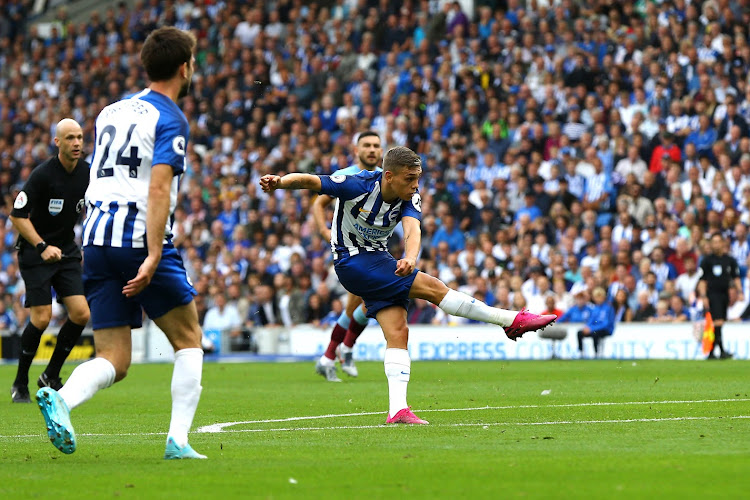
[2,0,750,357]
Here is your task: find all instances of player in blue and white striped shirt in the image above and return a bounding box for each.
[36,27,206,460]
[261,147,557,425]
[311,131,382,382]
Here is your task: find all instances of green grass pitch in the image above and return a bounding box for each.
[1,359,749,499]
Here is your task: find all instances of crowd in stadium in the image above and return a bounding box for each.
[2,0,750,342]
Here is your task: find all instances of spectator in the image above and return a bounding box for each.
[633,290,657,322]
[202,292,243,352]
[577,287,615,358]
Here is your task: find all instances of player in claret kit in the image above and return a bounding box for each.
[261,146,557,424]
[311,130,382,382]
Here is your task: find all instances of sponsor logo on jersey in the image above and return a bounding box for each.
[13,191,27,209]
[172,135,186,156]
[713,265,722,276]
[48,199,64,216]
[358,207,371,213]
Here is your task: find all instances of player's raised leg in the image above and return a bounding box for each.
[378,305,429,424]
[154,301,206,459]
[409,272,557,340]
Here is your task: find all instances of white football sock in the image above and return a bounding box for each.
[167,348,203,448]
[438,289,517,327]
[384,348,410,418]
[58,357,116,410]
[319,354,335,366]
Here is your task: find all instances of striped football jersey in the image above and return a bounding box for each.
[83,88,188,248]
[319,170,422,261]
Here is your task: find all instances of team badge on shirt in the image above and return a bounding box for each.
[172,136,186,155]
[331,175,346,183]
[48,199,64,216]
[412,193,422,212]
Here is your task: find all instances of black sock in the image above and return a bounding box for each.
[714,325,724,354]
[14,322,44,386]
[44,319,85,380]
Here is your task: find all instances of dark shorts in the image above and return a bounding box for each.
[83,245,197,330]
[708,292,729,321]
[334,251,418,319]
[20,258,85,307]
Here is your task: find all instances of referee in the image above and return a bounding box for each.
[9,118,91,402]
[698,232,742,360]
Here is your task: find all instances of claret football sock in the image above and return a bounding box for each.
[438,289,516,327]
[324,313,350,360]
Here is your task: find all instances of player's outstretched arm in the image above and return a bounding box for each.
[260,173,322,193]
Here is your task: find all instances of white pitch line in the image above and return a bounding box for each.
[3,415,750,440]
[1,398,748,440]
[199,415,750,434]
[195,398,750,433]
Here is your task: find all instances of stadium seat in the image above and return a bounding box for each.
[538,326,568,360]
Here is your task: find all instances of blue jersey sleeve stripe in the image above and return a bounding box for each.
[122,202,138,247]
[102,201,119,246]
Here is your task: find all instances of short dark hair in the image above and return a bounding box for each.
[383,146,421,172]
[356,130,381,145]
[140,27,196,82]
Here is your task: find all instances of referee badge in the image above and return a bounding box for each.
[48,199,64,216]
[13,191,27,209]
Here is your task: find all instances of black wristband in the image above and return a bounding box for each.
[36,241,48,254]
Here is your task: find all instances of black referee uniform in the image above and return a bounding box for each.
[699,250,740,359]
[9,153,89,401]
[12,155,89,303]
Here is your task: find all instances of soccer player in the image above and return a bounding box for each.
[311,130,382,382]
[9,118,90,403]
[260,146,557,424]
[36,27,206,459]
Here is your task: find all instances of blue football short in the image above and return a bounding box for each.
[83,244,197,329]
[334,251,418,319]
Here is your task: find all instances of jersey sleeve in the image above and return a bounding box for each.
[10,167,42,218]
[319,174,368,200]
[402,192,422,222]
[153,113,188,175]
[699,258,709,281]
